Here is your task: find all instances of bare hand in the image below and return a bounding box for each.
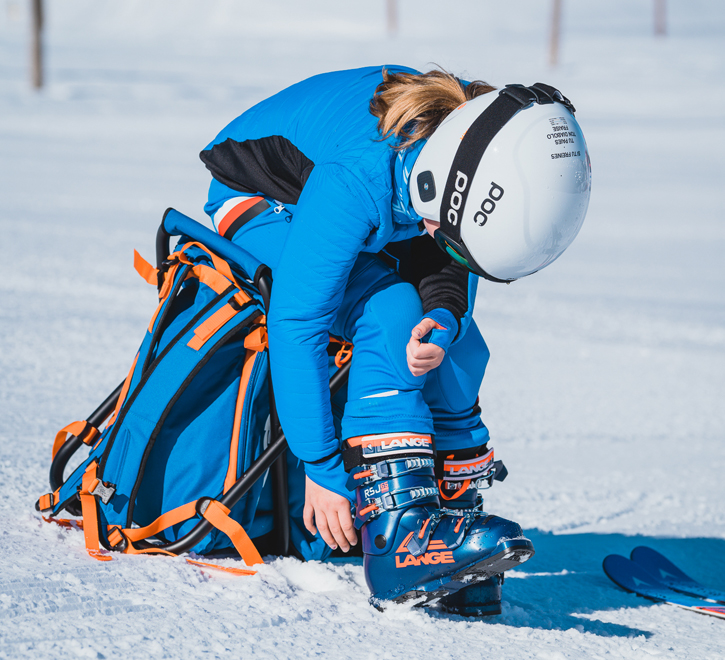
[303,476,358,552]
[407,318,446,377]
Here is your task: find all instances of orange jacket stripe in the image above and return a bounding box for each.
[217,196,265,238]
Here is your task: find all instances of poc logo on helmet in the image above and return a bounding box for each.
[446,171,469,226]
[474,183,504,226]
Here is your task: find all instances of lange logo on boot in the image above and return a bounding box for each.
[394,532,455,568]
[443,448,494,480]
[354,433,434,457]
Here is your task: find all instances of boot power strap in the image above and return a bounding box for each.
[343,433,435,470]
[345,456,435,491]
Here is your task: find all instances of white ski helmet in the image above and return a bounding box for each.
[410,83,591,282]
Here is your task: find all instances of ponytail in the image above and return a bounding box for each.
[369,68,495,150]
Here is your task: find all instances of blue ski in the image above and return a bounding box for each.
[603,554,725,620]
[630,546,725,604]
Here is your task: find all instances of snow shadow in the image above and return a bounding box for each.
[467,530,725,636]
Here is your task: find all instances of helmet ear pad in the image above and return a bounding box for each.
[416,171,437,203]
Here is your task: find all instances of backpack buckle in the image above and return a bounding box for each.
[89,479,116,505]
[196,497,213,516]
[107,526,128,552]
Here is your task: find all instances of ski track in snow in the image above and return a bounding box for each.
[1,1,725,658]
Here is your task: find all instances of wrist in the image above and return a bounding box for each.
[304,452,353,502]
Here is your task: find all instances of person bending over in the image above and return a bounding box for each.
[200,66,590,608]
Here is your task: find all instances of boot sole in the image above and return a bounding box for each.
[373,538,535,610]
[438,600,502,617]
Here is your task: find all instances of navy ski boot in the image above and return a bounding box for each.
[343,434,534,607]
[432,444,528,616]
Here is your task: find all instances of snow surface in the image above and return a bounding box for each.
[1,1,725,658]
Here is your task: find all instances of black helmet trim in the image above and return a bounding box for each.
[433,230,514,284]
[437,83,576,274]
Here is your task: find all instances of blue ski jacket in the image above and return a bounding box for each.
[201,66,476,488]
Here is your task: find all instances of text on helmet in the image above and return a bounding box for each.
[474,183,504,227]
[446,171,469,226]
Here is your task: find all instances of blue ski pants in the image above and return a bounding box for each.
[216,200,491,468]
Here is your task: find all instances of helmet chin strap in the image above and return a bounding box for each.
[435,83,576,279]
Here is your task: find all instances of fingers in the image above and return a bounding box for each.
[411,317,445,340]
[312,506,356,552]
[314,511,339,551]
[339,508,358,548]
[303,502,317,536]
[304,477,357,552]
[411,317,438,340]
[407,336,445,376]
[410,341,445,360]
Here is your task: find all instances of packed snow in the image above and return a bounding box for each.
[1,1,724,658]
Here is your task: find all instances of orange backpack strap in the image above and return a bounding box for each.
[187,292,252,351]
[225,350,258,492]
[42,516,83,530]
[201,500,263,567]
[189,263,238,296]
[133,250,158,286]
[110,500,199,547]
[78,462,112,561]
[107,353,138,427]
[106,498,261,570]
[52,421,100,460]
[185,558,256,576]
[37,489,61,513]
[177,241,236,283]
[244,318,268,352]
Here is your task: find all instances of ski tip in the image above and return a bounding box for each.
[630,545,664,564]
[630,545,649,561]
[602,554,633,590]
[630,545,694,582]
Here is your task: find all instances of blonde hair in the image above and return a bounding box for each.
[369,68,496,150]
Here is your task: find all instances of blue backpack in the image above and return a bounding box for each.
[37,209,351,571]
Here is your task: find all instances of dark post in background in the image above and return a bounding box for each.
[31,0,43,88]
